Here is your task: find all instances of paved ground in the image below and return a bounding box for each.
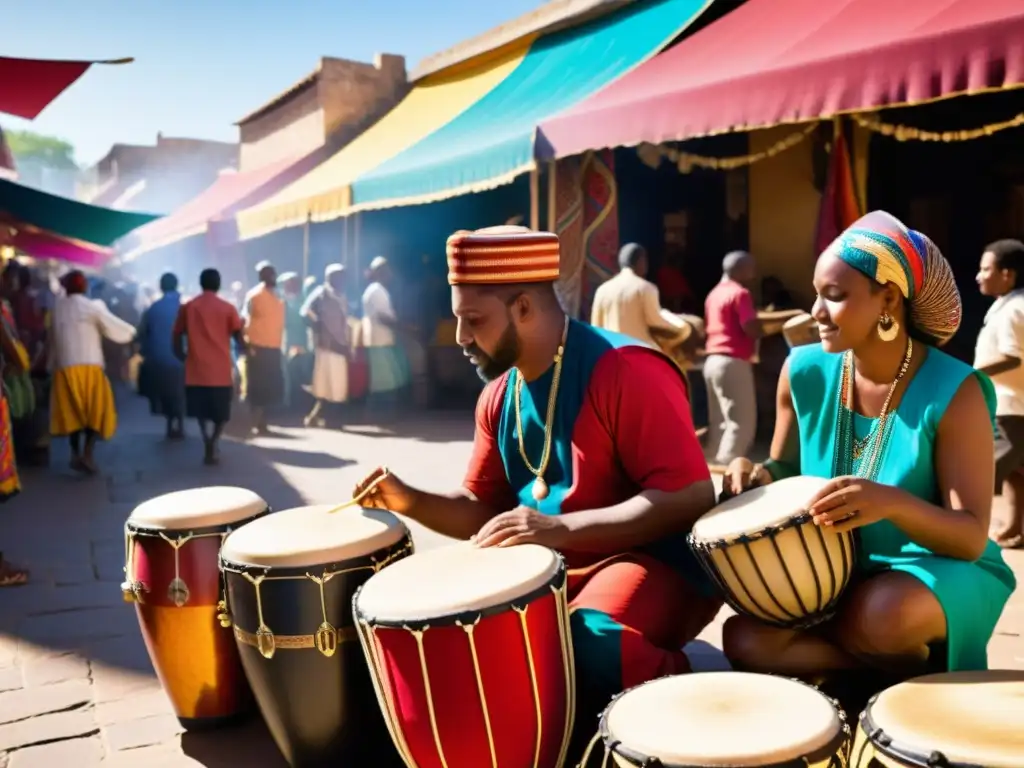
[0,393,1021,766]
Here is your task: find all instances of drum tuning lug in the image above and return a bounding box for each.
[120,580,146,604]
[256,626,276,659]
[315,622,339,658]
[168,578,190,608]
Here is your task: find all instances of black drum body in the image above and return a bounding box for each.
[222,535,412,767]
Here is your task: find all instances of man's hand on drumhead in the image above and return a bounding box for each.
[722,458,767,501]
[472,506,568,549]
[352,467,417,515]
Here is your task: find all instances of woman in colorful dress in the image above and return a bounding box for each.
[722,211,1015,681]
[0,282,28,585]
[50,271,137,474]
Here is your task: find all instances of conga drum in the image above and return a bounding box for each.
[219,505,412,767]
[123,486,268,729]
[851,671,1024,767]
[783,312,820,348]
[585,671,851,767]
[689,476,855,628]
[354,541,575,768]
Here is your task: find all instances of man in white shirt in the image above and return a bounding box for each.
[591,243,689,348]
[361,256,409,418]
[975,238,1024,548]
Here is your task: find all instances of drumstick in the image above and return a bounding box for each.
[326,468,391,514]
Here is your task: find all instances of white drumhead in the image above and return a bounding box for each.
[691,476,830,543]
[607,672,841,766]
[356,541,559,621]
[867,671,1024,768]
[128,486,267,530]
[220,506,406,568]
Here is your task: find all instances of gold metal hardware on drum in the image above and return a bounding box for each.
[327,467,391,514]
[121,527,231,606]
[226,540,412,660]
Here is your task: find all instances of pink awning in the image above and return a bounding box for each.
[0,56,133,119]
[123,153,322,259]
[540,0,1024,158]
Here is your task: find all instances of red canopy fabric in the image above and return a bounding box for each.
[540,0,1024,158]
[0,56,132,119]
[123,153,322,259]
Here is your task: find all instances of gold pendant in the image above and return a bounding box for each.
[216,600,232,629]
[532,478,549,501]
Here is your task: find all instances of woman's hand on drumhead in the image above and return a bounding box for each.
[721,458,767,500]
[472,506,568,549]
[807,476,897,532]
[352,467,417,514]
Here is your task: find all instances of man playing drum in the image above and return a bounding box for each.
[353,226,720,727]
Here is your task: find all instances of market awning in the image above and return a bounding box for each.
[350,0,710,210]
[234,41,532,241]
[0,178,158,267]
[539,0,1024,157]
[124,153,321,259]
[0,56,133,119]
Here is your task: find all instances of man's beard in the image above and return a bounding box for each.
[465,321,520,382]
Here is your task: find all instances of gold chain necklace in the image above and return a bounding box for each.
[840,338,913,479]
[513,315,569,501]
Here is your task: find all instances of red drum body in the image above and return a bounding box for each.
[355,542,575,768]
[123,487,267,729]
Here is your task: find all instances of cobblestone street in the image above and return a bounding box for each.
[0,392,1021,766]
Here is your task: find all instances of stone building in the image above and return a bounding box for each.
[235,54,408,171]
[79,135,238,214]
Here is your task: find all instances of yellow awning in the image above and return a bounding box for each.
[236,39,532,241]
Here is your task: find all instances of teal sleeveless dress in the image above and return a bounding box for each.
[788,343,1016,671]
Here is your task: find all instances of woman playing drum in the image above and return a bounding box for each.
[722,211,1016,678]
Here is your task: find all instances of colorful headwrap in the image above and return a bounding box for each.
[824,210,961,345]
[446,225,560,286]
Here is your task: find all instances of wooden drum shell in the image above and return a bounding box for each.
[354,557,575,768]
[222,535,412,768]
[127,519,261,729]
[689,515,855,629]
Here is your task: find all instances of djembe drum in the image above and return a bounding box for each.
[584,672,851,767]
[851,670,1024,767]
[783,312,820,348]
[123,486,268,728]
[354,541,575,768]
[219,505,412,767]
[689,475,855,628]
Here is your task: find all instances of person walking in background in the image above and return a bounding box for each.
[241,261,285,435]
[173,269,246,466]
[301,264,351,428]
[361,256,409,419]
[975,238,1024,549]
[49,270,137,475]
[703,251,762,464]
[0,299,28,585]
[591,242,691,347]
[136,272,185,440]
[279,271,311,411]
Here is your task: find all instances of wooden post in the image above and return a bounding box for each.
[341,214,349,272]
[354,212,362,293]
[547,160,557,233]
[301,213,311,282]
[529,167,540,231]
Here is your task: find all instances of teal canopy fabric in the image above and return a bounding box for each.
[350,0,710,209]
[0,178,159,246]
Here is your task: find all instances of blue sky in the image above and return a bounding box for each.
[3,0,542,165]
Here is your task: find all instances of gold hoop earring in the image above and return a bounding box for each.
[877,313,899,342]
